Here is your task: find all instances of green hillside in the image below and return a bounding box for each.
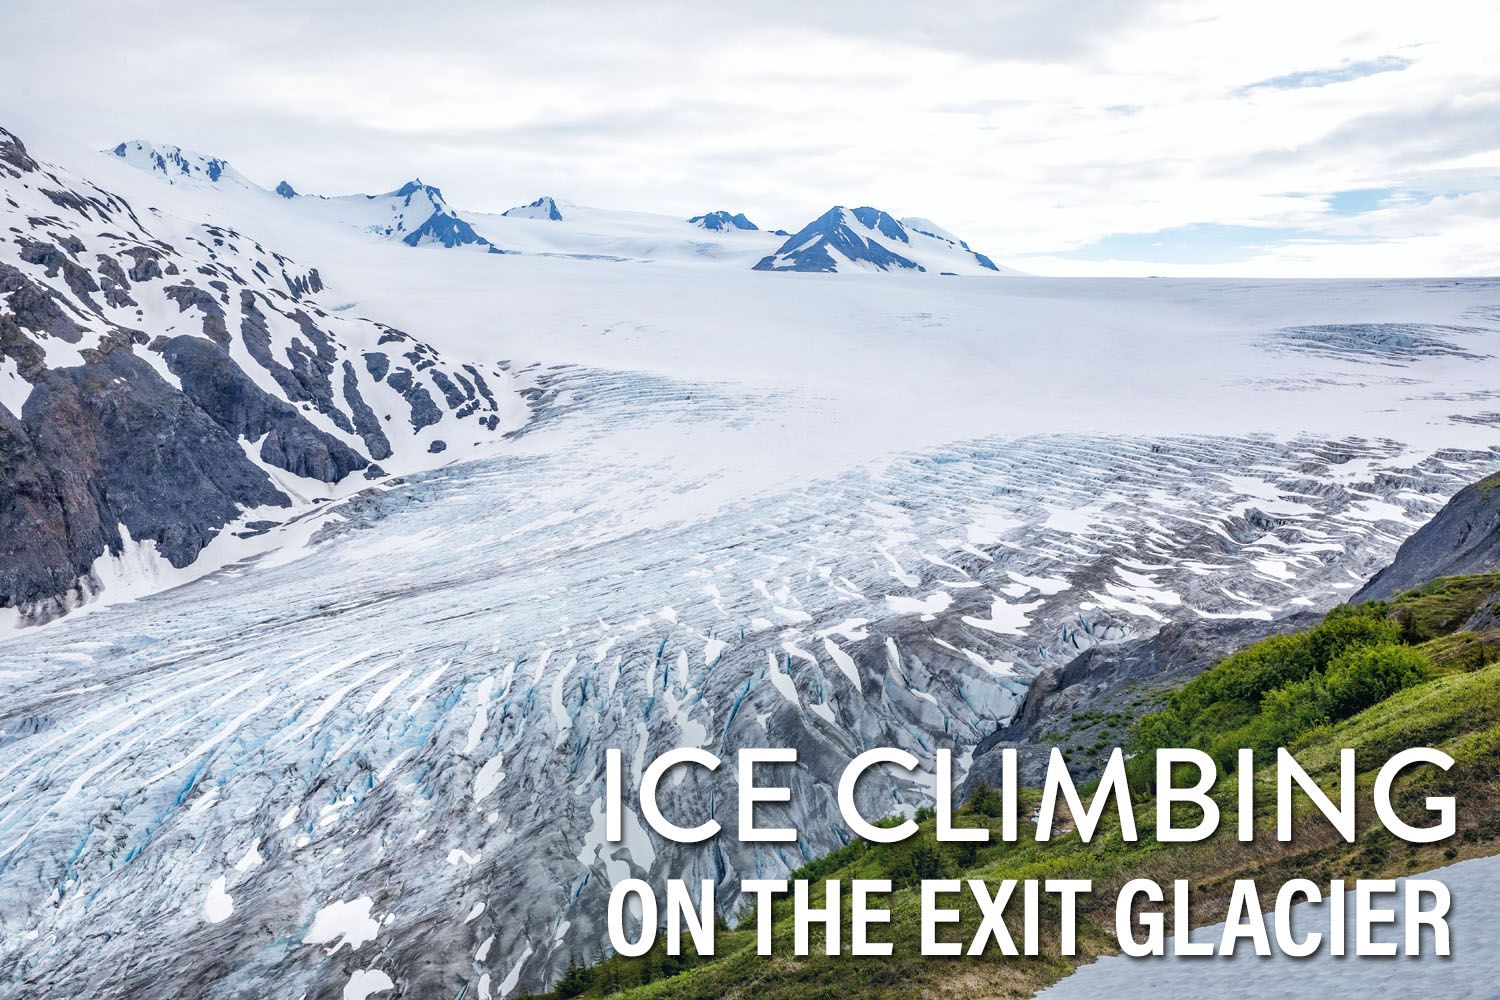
[527,574,1500,1000]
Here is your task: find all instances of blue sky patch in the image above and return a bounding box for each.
[1236,55,1413,95]
[1326,188,1395,215]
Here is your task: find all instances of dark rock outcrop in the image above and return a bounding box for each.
[502,195,563,221]
[0,126,39,177]
[1355,471,1500,601]
[1,262,84,342]
[754,206,924,273]
[159,335,369,482]
[164,283,230,346]
[120,246,165,283]
[965,613,1314,788]
[1,345,289,618]
[754,205,1002,273]
[385,366,442,430]
[402,210,503,252]
[689,211,757,231]
[341,360,392,461]
[0,122,521,623]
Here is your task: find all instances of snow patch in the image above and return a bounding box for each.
[304,897,381,954]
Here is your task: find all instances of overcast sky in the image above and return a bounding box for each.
[6,0,1497,276]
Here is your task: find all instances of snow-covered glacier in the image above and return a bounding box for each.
[3,119,1500,998]
[1037,853,1500,998]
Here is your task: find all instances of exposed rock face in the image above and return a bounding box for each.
[1463,592,1500,631]
[1,342,288,617]
[158,335,369,481]
[164,283,230,346]
[379,180,502,251]
[689,210,757,231]
[109,140,248,187]
[402,208,504,252]
[753,205,1003,274]
[0,403,84,609]
[965,613,1315,787]
[0,124,526,623]
[755,206,920,272]
[971,464,1500,788]
[0,261,84,343]
[1355,471,1500,601]
[502,195,564,220]
[0,125,39,176]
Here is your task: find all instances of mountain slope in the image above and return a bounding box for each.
[1355,472,1500,601]
[4,116,1500,1000]
[753,205,1013,274]
[282,179,505,251]
[111,143,502,253]
[531,487,1500,998]
[503,195,564,220]
[689,210,757,231]
[108,139,257,191]
[0,124,527,624]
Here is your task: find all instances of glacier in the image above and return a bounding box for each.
[3,117,1500,997]
[1037,853,1500,998]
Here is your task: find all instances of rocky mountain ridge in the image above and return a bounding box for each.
[1,124,527,624]
[1355,471,1500,600]
[753,204,1010,274]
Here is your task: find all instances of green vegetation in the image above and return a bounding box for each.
[520,575,1500,1000]
[1129,604,1418,768]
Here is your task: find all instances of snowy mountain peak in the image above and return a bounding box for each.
[0,126,38,177]
[753,204,1010,275]
[1,123,529,625]
[362,179,499,251]
[393,178,442,200]
[848,205,909,243]
[900,216,962,246]
[108,139,254,189]
[254,176,498,252]
[688,210,758,231]
[503,195,564,220]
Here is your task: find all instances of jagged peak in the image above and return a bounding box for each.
[0,125,38,176]
[393,178,442,198]
[503,195,563,221]
[777,205,907,246]
[754,203,1005,274]
[688,210,757,231]
[107,139,251,189]
[847,206,909,242]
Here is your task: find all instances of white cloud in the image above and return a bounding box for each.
[2,0,1495,276]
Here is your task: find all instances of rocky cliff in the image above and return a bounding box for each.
[0,125,523,623]
[1355,471,1500,601]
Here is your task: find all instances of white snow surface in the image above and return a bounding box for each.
[107,139,258,191]
[1036,853,1500,998]
[2,113,1500,998]
[303,897,381,954]
[343,968,394,1000]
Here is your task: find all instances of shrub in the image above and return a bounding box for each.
[1131,604,1408,766]
[1322,643,1426,716]
[967,779,1007,817]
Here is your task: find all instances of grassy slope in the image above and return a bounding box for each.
[526,574,1500,1000]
